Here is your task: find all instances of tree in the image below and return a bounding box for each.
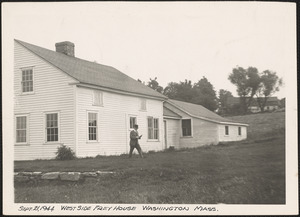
[147,77,163,93]
[192,77,218,111]
[164,77,218,111]
[163,80,195,102]
[228,66,261,114]
[255,70,283,112]
[218,89,233,115]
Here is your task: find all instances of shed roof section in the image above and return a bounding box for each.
[166,99,248,125]
[163,107,181,118]
[15,39,167,100]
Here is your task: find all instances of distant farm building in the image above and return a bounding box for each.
[227,96,281,113]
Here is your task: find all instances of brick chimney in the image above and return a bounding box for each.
[55,41,75,57]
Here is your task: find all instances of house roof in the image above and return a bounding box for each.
[163,107,181,118]
[166,99,248,126]
[15,39,167,100]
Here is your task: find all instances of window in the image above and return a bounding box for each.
[140,98,147,111]
[21,68,33,93]
[46,113,59,142]
[238,127,241,136]
[225,126,229,135]
[182,119,192,136]
[154,118,159,140]
[88,113,97,141]
[93,90,103,106]
[130,117,137,129]
[148,117,159,140]
[16,116,27,143]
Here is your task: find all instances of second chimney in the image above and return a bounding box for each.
[55,41,75,57]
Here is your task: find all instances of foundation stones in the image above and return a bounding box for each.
[14,171,115,183]
[41,172,60,180]
[60,172,81,181]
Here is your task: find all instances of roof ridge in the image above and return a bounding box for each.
[169,98,206,107]
[167,99,245,124]
[15,39,124,72]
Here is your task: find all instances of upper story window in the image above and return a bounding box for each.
[16,115,28,144]
[21,68,33,93]
[46,113,59,142]
[225,126,229,135]
[148,117,159,140]
[93,90,103,106]
[182,119,192,137]
[238,127,241,136]
[140,98,147,111]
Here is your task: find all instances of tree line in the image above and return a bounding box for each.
[138,66,282,116]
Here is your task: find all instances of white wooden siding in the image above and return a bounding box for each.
[164,102,247,147]
[179,118,219,148]
[14,41,77,160]
[218,125,247,142]
[164,103,219,148]
[76,86,164,157]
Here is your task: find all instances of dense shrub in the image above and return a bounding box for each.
[55,145,76,160]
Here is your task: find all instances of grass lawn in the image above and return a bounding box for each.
[14,112,285,204]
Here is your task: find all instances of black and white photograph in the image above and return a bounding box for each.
[2,1,298,215]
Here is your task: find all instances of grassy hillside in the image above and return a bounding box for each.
[228,112,285,140]
[14,112,285,204]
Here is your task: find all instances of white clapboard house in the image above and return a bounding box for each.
[14,40,248,160]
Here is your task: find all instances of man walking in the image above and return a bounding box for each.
[129,124,144,158]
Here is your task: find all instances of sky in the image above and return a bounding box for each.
[2,2,298,213]
[3,2,297,99]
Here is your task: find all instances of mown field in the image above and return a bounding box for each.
[14,112,285,204]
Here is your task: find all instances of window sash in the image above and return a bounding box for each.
[46,113,58,142]
[140,99,147,110]
[21,69,33,92]
[93,90,103,106]
[182,119,191,136]
[88,113,97,141]
[153,118,159,139]
[148,117,159,140]
[148,117,153,139]
[225,126,229,135]
[16,116,27,143]
[130,117,136,129]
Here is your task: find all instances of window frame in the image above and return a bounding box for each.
[147,116,159,141]
[92,90,103,106]
[87,111,99,142]
[20,67,34,94]
[153,118,159,140]
[15,114,29,145]
[225,125,229,136]
[44,112,60,144]
[140,98,147,111]
[129,116,137,129]
[181,119,192,137]
[238,126,242,136]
